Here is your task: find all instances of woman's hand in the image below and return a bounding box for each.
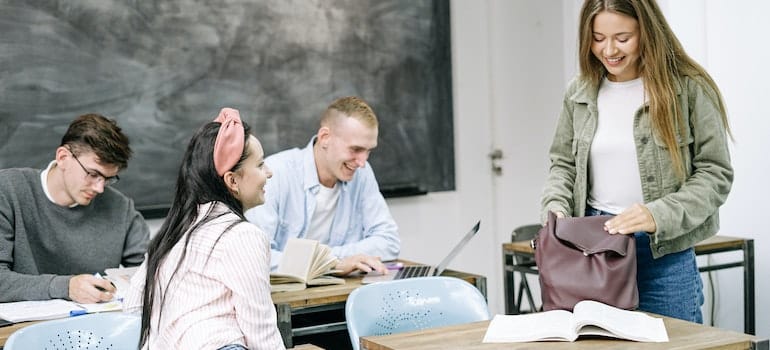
[604,203,657,234]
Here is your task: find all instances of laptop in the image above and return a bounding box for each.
[361,220,481,284]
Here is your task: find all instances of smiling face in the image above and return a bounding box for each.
[232,135,272,210]
[314,114,378,188]
[591,10,641,82]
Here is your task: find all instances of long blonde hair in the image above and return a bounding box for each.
[578,0,731,180]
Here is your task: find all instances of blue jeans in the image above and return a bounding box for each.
[585,206,704,323]
[217,345,248,350]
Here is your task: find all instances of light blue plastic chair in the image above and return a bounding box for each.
[4,313,140,350]
[345,276,490,350]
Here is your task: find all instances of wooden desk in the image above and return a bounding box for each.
[502,235,756,334]
[360,317,769,350]
[271,264,486,348]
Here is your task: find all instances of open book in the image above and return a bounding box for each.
[0,298,123,323]
[0,268,137,324]
[270,238,344,292]
[0,299,84,323]
[483,300,669,343]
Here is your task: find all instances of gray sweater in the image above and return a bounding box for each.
[0,168,149,302]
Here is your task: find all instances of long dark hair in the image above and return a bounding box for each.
[139,120,252,348]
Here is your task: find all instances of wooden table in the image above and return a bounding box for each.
[272,263,486,348]
[360,316,769,350]
[502,235,756,334]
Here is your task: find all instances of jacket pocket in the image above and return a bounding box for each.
[652,129,693,191]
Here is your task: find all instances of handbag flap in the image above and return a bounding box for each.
[553,215,630,256]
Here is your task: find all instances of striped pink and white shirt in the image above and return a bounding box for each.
[124,202,284,349]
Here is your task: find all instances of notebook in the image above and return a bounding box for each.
[361,220,481,284]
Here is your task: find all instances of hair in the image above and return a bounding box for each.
[138,120,252,348]
[320,96,379,129]
[60,113,132,170]
[578,0,731,180]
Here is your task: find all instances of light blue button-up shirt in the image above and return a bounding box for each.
[245,137,400,270]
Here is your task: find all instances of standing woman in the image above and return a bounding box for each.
[541,0,733,323]
[124,108,284,349]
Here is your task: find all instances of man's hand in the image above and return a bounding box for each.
[604,203,657,235]
[69,274,115,303]
[335,254,387,276]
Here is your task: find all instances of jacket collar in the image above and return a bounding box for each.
[569,78,598,105]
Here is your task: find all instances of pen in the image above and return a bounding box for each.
[93,273,116,292]
[70,309,87,317]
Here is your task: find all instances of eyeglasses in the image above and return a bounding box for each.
[69,149,120,186]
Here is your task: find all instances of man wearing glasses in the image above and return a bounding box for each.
[0,114,149,303]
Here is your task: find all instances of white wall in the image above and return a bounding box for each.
[148,0,769,338]
[659,0,770,338]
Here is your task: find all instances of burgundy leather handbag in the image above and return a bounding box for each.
[534,211,638,311]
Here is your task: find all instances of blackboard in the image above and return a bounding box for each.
[0,0,454,218]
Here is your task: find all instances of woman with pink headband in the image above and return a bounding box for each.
[124,108,284,349]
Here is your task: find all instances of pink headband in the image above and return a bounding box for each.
[213,108,245,176]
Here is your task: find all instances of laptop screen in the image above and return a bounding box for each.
[433,221,481,276]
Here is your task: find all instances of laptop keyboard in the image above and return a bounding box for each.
[395,265,431,279]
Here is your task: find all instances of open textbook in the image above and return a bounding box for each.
[0,298,122,323]
[483,300,669,343]
[0,268,136,324]
[270,238,343,292]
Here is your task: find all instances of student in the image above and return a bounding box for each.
[246,96,399,275]
[124,108,284,349]
[0,114,149,304]
[541,0,733,323]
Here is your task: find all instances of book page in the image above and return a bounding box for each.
[269,282,307,292]
[482,311,577,343]
[307,275,345,286]
[0,299,82,323]
[272,238,318,283]
[309,244,340,278]
[269,274,305,284]
[572,300,669,342]
[76,300,123,314]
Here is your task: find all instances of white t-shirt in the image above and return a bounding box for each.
[587,77,646,214]
[305,183,341,243]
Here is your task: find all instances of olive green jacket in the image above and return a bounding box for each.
[541,75,733,258]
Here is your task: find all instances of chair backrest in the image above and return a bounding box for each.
[511,224,541,266]
[345,276,490,350]
[4,313,140,350]
[511,224,541,242]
